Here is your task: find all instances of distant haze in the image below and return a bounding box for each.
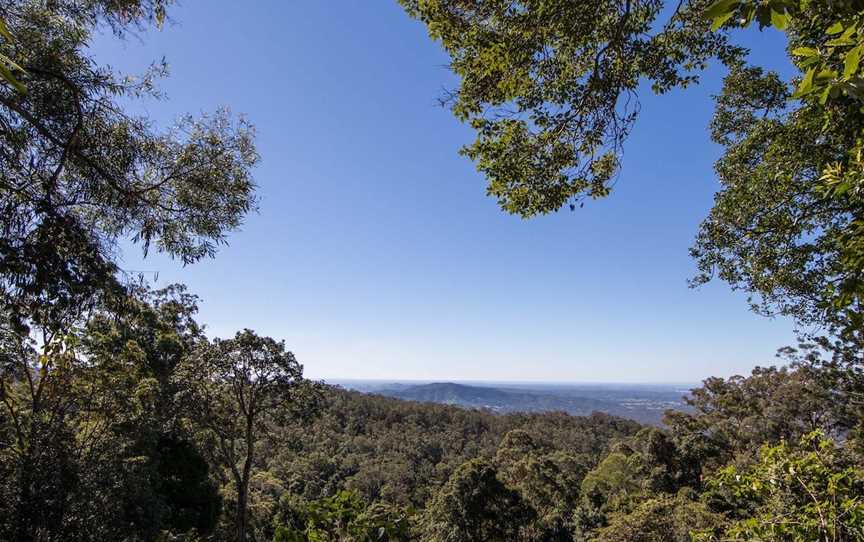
[332,380,693,426]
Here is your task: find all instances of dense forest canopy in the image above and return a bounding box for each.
[1,0,864,541]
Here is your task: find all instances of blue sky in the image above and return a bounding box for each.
[92,1,799,383]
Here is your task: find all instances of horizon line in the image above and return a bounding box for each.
[316,377,701,387]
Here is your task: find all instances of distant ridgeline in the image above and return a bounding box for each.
[347,381,690,425]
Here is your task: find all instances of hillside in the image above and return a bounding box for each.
[374,382,684,425]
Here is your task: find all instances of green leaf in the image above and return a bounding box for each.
[844,46,862,79]
[826,36,856,47]
[0,17,13,42]
[792,47,818,57]
[770,8,788,30]
[815,68,837,83]
[0,53,25,75]
[0,58,26,94]
[711,10,737,31]
[705,0,740,20]
[793,67,816,98]
[827,21,845,35]
[799,56,820,68]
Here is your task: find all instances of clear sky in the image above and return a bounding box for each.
[90,1,800,383]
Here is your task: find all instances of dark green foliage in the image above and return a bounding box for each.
[268,388,639,510]
[421,458,534,541]
[274,490,412,542]
[2,2,864,541]
[0,285,223,541]
[2,301,862,542]
[496,430,589,540]
[664,350,860,469]
[157,437,222,534]
[175,329,310,542]
[0,2,259,533]
[594,491,723,542]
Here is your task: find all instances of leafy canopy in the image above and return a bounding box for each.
[398,0,740,216]
[0,0,258,335]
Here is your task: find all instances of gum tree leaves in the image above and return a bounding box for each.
[398,0,740,216]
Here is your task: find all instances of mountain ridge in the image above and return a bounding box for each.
[373,381,684,425]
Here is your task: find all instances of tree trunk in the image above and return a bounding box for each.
[236,414,255,541]
[235,482,248,542]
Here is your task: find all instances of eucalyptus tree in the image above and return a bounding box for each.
[0,1,259,537]
[0,0,258,335]
[175,330,312,542]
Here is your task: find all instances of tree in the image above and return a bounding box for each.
[0,327,79,541]
[594,490,724,542]
[175,330,309,542]
[421,458,535,542]
[495,430,588,540]
[0,0,257,336]
[664,355,860,470]
[689,1,864,336]
[0,284,221,540]
[80,285,222,537]
[0,2,258,536]
[273,490,413,542]
[696,431,864,541]
[0,16,26,93]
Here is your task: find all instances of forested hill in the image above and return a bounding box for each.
[270,386,643,509]
[367,382,684,425]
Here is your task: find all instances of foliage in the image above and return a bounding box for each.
[495,430,589,538]
[696,431,864,541]
[0,285,221,541]
[1,2,863,541]
[269,389,639,510]
[0,16,26,93]
[0,0,257,336]
[420,458,535,541]
[397,0,864,340]
[175,329,310,542]
[593,490,724,542]
[273,490,412,542]
[664,361,853,468]
[684,0,864,335]
[397,0,741,216]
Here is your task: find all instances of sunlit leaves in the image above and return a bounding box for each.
[399,0,739,217]
[696,0,864,332]
[695,432,864,541]
[0,16,26,94]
